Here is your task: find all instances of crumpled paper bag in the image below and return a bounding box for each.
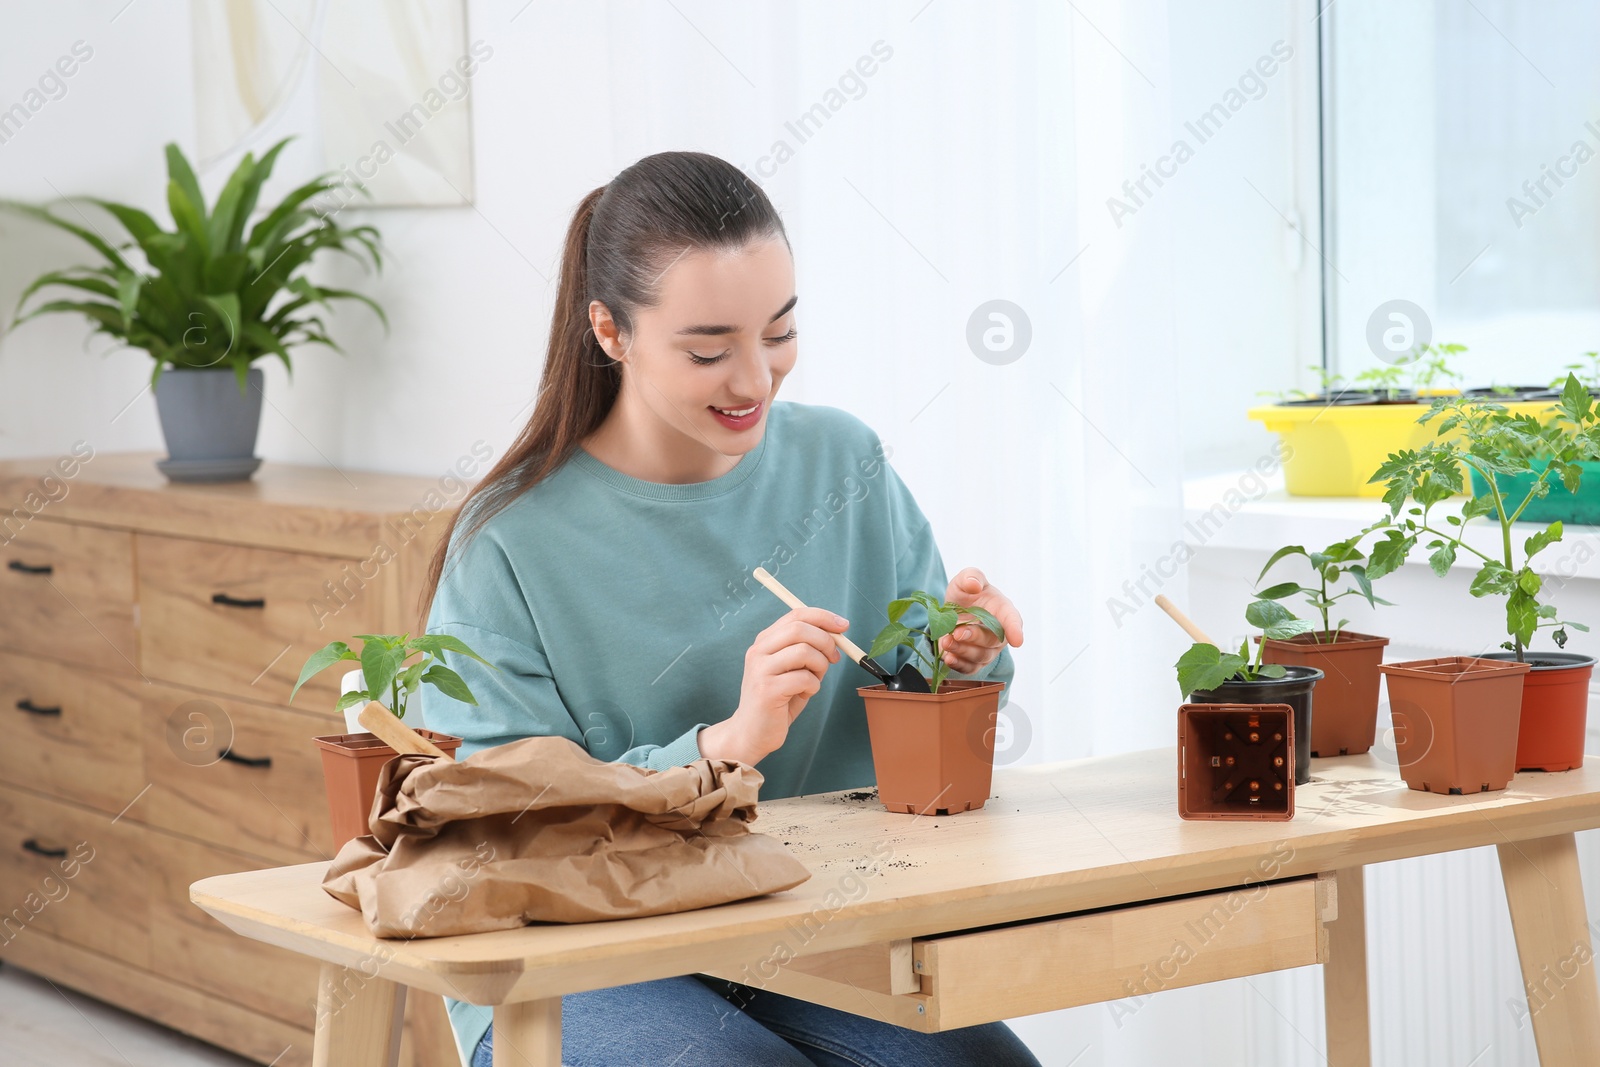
[321,735,811,938]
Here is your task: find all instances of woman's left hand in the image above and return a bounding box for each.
[939,568,1024,674]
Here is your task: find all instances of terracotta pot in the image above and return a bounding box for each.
[314,729,463,850]
[1260,631,1390,757]
[1480,651,1595,772]
[1188,665,1322,785]
[1177,703,1294,820]
[859,679,1005,815]
[1377,656,1530,794]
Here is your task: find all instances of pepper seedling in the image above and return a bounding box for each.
[1174,600,1313,694]
[868,591,1004,695]
[290,632,498,719]
[1254,534,1392,643]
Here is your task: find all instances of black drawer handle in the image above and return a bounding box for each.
[16,699,62,717]
[211,593,266,609]
[7,560,53,576]
[219,748,272,769]
[22,838,66,859]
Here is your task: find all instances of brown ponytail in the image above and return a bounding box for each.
[416,152,788,625]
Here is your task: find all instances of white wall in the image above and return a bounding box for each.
[0,0,1308,477]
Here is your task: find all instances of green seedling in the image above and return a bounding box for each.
[291,632,497,720]
[1557,351,1600,391]
[868,590,1004,695]
[1255,535,1392,643]
[1175,599,1313,694]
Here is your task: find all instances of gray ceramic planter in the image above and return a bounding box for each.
[153,366,264,482]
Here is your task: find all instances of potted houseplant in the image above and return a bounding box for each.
[860,591,1007,815]
[3,137,385,483]
[291,633,492,849]
[1254,535,1393,756]
[1365,375,1596,789]
[1175,599,1323,785]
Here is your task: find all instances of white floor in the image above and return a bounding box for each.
[0,962,257,1066]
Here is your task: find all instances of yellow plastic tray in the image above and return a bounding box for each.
[1248,399,1554,498]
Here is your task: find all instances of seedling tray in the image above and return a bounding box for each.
[1178,703,1294,820]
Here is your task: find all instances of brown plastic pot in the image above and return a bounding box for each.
[1259,631,1390,757]
[1377,656,1530,794]
[1177,703,1294,820]
[1480,651,1595,772]
[859,679,1005,815]
[314,729,463,850]
[1188,665,1321,786]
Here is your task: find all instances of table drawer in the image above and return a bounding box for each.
[137,533,387,706]
[140,684,336,863]
[0,782,151,970]
[735,876,1334,1032]
[0,519,137,674]
[0,653,146,815]
[145,828,322,1027]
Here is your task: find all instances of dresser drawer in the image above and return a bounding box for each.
[141,685,336,864]
[0,782,151,970]
[0,653,145,815]
[144,830,322,1027]
[137,533,387,706]
[0,519,137,674]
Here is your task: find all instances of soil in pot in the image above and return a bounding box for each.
[315,729,463,850]
[1177,703,1295,820]
[1259,632,1389,756]
[1377,657,1530,794]
[1480,651,1595,772]
[1280,391,1380,407]
[1461,385,1551,398]
[1188,665,1321,785]
[859,679,1005,815]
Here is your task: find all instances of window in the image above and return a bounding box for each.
[1322,1,1600,386]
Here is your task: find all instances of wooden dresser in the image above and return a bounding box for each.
[0,450,471,1066]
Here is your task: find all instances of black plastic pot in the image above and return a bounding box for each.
[1189,665,1323,785]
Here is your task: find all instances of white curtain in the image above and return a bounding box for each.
[596,2,1206,1063]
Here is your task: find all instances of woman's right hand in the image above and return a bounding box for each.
[698,607,849,765]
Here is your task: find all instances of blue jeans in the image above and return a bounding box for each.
[471,973,1041,1067]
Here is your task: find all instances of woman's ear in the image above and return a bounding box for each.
[589,300,626,363]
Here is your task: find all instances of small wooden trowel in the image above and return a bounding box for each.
[751,567,932,693]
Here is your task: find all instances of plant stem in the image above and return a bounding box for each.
[1318,571,1330,635]
[1413,522,1497,564]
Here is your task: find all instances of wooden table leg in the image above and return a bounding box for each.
[312,960,407,1067]
[493,998,562,1067]
[1499,833,1600,1065]
[1323,866,1372,1067]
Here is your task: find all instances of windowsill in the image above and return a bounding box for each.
[1181,471,1600,579]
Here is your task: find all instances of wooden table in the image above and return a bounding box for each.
[190,750,1600,1066]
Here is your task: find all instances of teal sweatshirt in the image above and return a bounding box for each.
[419,400,1013,1065]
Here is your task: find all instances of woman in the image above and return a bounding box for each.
[420,150,1034,1067]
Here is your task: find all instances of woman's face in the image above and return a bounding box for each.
[593,236,797,460]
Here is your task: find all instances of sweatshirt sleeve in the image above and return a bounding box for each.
[883,463,1015,701]
[420,529,709,769]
